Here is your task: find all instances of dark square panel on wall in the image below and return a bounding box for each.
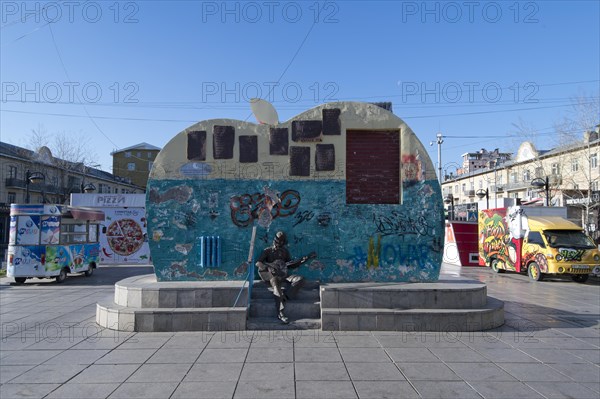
[213,125,235,159]
[315,144,335,171]
[292,120,322,142]
[322,108,341,135]
[187,130,207,161]
[239,135,258,163]
[289,146,311,176]
[269,128,289,155]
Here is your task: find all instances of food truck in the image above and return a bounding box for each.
[478,205,600,282]
[7,204,104,284]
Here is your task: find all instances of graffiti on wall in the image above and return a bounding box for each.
[230,189,300,228]
[373,211,437,238]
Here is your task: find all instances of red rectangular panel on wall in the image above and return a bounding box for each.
[346,130,400,204]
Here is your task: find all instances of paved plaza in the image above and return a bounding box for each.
[0,264,598,399]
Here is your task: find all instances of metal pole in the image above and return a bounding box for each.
[25,170,30,204]
[494,166,498,208]
[545,176,550,206]
[437,133,443,184]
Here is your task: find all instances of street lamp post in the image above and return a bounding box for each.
[80,182,96,193]
[430,132,444,185]
[444,194,454,220]
[476,188,489,209]
[80,163,100,194]
[531,176,550,206]
[25,170,45,204]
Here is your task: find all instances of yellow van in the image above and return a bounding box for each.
[479,207,600,283]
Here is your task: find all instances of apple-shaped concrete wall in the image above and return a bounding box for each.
[147,102,444,282]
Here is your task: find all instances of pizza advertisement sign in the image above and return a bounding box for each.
[70,194,151,265]
[100,208,150,264]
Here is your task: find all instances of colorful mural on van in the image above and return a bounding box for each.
[146,102,444,282]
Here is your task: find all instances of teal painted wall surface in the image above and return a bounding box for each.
[147,178,444,282]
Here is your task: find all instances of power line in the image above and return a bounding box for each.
[3,96,596,109]
[3,100,597,122]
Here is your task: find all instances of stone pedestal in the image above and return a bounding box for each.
[97,274,504,332]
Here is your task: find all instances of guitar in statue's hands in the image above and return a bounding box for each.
[258,251,317,281]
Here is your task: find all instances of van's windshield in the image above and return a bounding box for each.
[543,230,596,249]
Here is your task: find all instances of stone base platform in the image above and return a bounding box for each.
[321,277,504,331]
[96,274,248,332]
[97,274,504,332]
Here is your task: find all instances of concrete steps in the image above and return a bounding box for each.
[246,281,322,330]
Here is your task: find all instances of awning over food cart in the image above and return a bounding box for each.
[65,207,105,221]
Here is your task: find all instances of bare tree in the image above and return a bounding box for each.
[28,125,98,168]
[26,125,100,202]
[552,94,600,235]
[28,123,50,151]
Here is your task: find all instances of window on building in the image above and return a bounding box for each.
[523,169,531,182]
[509,171,518,183]
[591,153,598,169]
[137,152,141,158]
[125,151,132,158]
[454,185,458,194]
[535,167,544,178]
[147,152,152,158]
[115,187,119,193]
[571,158,579,172]
[461,183,466,193]
[127,163,136,171]
[8,192,16,203]
[592,181,599,191]
[148,161,153,171]
[551,163,560,175]
[8,165,17,178]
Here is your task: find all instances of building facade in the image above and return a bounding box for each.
[441,128,600,239]
[111,142,161,189]
[458,148,512,175]
[0,142,143,263]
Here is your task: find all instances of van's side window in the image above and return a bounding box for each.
[527,231,546,248]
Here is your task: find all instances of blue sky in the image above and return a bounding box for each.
[1,0,599,173]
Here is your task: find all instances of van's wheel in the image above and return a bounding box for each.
[572,274,589,283]
[14,277,26,284]
[491,259,505,273]
[84,263,95,277]
[528,262,544,281]
[55,268,68,283]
